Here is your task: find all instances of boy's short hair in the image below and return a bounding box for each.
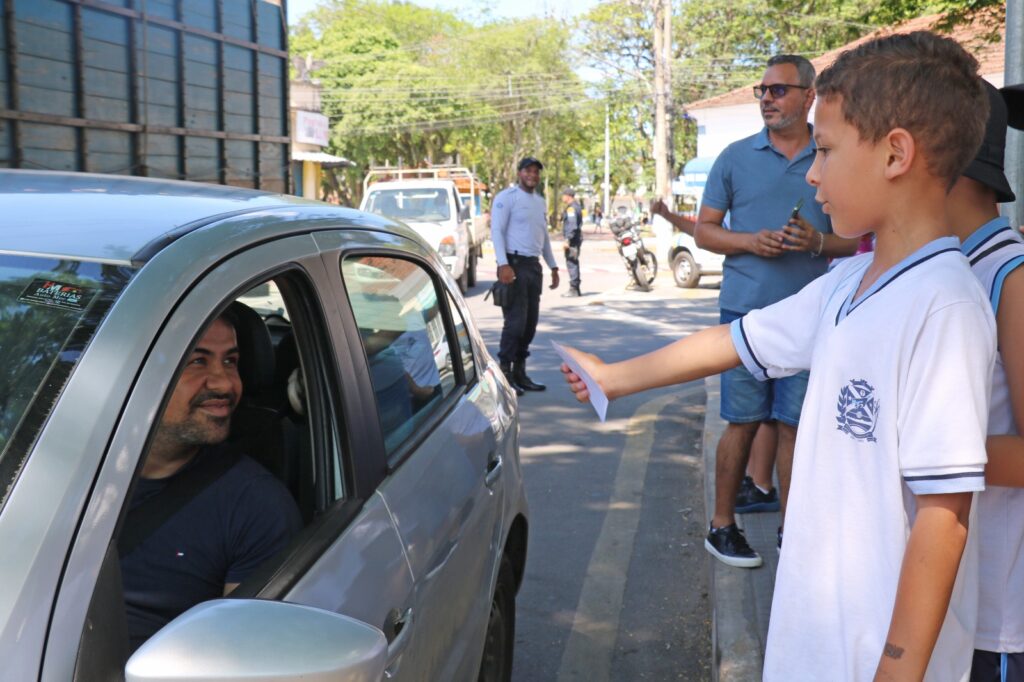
[766,54,816,88]
[815,31,988,184]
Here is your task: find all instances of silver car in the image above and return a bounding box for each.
[0,170,527,682]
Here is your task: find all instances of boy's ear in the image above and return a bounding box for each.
[882,128,915,180]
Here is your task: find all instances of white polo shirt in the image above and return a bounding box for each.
[962,217,1024,654]
[731,237,995,681]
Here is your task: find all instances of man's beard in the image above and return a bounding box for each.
[763,108,802,131]
[162,390,236,448]
[162,414,231,447]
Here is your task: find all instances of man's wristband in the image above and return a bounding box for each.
[811,231,825,257]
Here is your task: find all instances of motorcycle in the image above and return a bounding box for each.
[610,216,658,291]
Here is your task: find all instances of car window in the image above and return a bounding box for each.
[364,188,451,222]
[0,255,131,510]
[341,255,456,453]
[236,280,290,321]
[447,292,476,384]
[108,271,346,657]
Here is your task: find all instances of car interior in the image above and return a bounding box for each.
[225,295,318,524]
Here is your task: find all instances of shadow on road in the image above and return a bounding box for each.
[475,290,715,682]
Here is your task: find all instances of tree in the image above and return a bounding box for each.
[291,1,593,210]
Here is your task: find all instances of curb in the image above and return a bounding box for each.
[702,375,779,682]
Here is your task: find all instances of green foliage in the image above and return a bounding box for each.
[292,1,597,212]
[292,0,1004,206]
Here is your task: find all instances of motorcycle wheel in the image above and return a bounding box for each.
[632,259,652,292]
[642,251,658,283]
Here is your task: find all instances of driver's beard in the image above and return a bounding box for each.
[157,413,231,454]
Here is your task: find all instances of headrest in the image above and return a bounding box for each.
[223,302,276,393]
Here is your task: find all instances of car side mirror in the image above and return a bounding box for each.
[125,600,387,682]
[459,205,471,221]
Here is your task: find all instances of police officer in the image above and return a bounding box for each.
[491,157,560,394]
[560,188,583,297]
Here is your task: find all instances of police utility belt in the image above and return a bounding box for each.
[485,253,537,307]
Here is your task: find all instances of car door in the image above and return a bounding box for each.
[40,229,414,681]
[314,229,505,681]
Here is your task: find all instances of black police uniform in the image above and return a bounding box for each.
[562,200,583,293]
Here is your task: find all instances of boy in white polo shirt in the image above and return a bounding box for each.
[561,32,995,681]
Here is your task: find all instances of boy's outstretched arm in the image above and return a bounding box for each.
[561,323,741,402]
[873,492,971,681]
[985,268,1024,486]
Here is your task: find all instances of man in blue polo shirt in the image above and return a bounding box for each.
[695,55,856,568]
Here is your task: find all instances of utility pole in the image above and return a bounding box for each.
[651,0,675,256]
[652,0,672,207]
[663,0,673,210]
[604,102,611,217]
[1006,0,1024,227]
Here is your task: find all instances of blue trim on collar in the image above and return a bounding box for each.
[838,237,961,322]
[960,216,1012,255]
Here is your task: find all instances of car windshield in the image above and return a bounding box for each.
[365,188,451,222]
[0,255,131,507]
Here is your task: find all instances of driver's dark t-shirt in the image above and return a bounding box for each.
[120,446,302,652]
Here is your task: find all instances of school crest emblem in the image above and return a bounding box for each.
[836,379,879,442]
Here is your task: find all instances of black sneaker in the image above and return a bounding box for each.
[705,523,763,568]
[734,475,780,514]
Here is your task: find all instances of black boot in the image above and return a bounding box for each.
[513,360,546,391]
[500,362,525,396]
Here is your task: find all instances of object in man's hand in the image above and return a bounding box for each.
[790,197,804,221]
[485,281,514,307]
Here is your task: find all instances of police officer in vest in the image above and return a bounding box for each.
[491,157,560,394]
[560,188,583,297]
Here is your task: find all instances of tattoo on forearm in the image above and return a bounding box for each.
[883,643,904,660]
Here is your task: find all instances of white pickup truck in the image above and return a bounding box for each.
[360,168,489,292]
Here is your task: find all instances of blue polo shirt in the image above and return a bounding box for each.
[702,126,831,314]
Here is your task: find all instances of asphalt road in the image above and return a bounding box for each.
[462,225,719,681]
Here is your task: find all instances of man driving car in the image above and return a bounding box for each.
[119,310,302,652]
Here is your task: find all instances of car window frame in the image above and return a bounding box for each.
[69,262,357,678]
[43,239,383,681]
[330,246,477,471]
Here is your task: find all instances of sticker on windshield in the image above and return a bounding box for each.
[18,279,95,312]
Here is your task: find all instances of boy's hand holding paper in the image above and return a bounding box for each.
[553,341,609,422]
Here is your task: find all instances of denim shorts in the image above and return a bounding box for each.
[719,309,809,427]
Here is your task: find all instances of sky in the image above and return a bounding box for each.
[286,0,599,25]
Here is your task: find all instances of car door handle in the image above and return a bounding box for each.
[383,607,414,679]
[485,452,503,488]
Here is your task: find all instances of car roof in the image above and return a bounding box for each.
[0,170,324,265]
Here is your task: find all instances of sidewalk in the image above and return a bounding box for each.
[701,375,779,682]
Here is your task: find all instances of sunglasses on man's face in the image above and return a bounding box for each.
[753,83,810,100]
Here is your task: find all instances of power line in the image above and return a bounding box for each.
[338,99,602,135]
